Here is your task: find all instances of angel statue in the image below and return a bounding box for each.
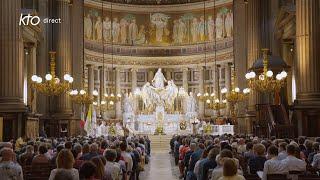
[164,80,178,111]
[152,68,167,89]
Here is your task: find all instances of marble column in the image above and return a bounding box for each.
[99,66,105,118]
[115,68,122,119]
[71,0,84,123]
[214,65,221,116]
[166,69,172,80]
[148,69,154,82]
[198,67,204,117]
[28,44,38,113]
[99,66,105,99]
[87,64,94,97]
[295,0,320,136]
[247,0,262,111]
[182,67,189,92]
[56,0,72,115]
[0,0,26,112]
[37,0,49,115]
[131,68,137,92]
[225,63,232,116]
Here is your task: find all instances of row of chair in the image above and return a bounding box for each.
[244,174,320,180]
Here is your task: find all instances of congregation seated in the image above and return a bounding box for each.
[170,135,320,180]
[0,135,151,180]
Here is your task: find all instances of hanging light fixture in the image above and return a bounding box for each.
[197,0,211,103]
[103,1,121,107]
[206,0,226,112]
[245,48,287,92]
[31,21,73,96]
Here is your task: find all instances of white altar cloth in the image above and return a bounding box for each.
[211,125,234,135]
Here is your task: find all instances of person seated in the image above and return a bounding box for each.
[0,147,23,180]
[80,143,99,161]
[90,156,105,180]
[49,149,79,180]
[311,144,320,169]
[218,158,245,180]
[199,147,220,180]
[31,144,50,166]
[211,149,242,180]
[79,161,97,180]
[52,169,74,180]
[248,143,266,174]
[308,142,320,165]
[51,144,65,166]
[262,145,288,180]
[282,144,306,172]
[278,142,288,160]
[18,145,34,165]
[104,149,122,180]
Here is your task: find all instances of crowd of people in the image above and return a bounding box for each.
[170,134,320,180]
[0,135,151,180]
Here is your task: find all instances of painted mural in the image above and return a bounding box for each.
[84,3,233,46]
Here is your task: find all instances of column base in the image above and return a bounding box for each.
[294,94,320,137]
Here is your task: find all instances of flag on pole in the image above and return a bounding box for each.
[84,104,92,135]
[92,105,97,137]
[80,105,85,129]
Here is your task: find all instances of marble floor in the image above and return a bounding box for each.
[140,151,180,180]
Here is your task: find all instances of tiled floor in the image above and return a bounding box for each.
[139,151,180,180]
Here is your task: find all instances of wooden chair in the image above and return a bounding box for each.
[267,174,289,180]
[244,174,260,180]
[298,174,320,180]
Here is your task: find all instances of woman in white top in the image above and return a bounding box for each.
[49,149,79,180]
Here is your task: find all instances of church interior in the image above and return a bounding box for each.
[0,0,320,179]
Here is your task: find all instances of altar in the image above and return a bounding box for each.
[123,68,196,135]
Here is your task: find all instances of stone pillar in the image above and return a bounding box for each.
[0,0,26,140]
[99,66,105,99]
[115,68,122,119]
[28,45,38,113]
[148,69,154,82]
[166,69,172,80]
[247,0,262,111]
[87,64,94,97]
[225,63,232,91]
[214,65,221,116]
[131,68,137,92]
[71,0,84,124]
[37,0,49,115]
[295,0,320,136]
[0,0,26,112]
[225,63,232,116]
[182,67,189,92]
[198,67,204,117]
[56,0,72,115]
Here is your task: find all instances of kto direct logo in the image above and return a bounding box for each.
[19,14,61,26]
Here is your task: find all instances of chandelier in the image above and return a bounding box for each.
[69,89,94,104]
[245,49,287,92]
[31,51,73,96]
[207,98,227,110]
